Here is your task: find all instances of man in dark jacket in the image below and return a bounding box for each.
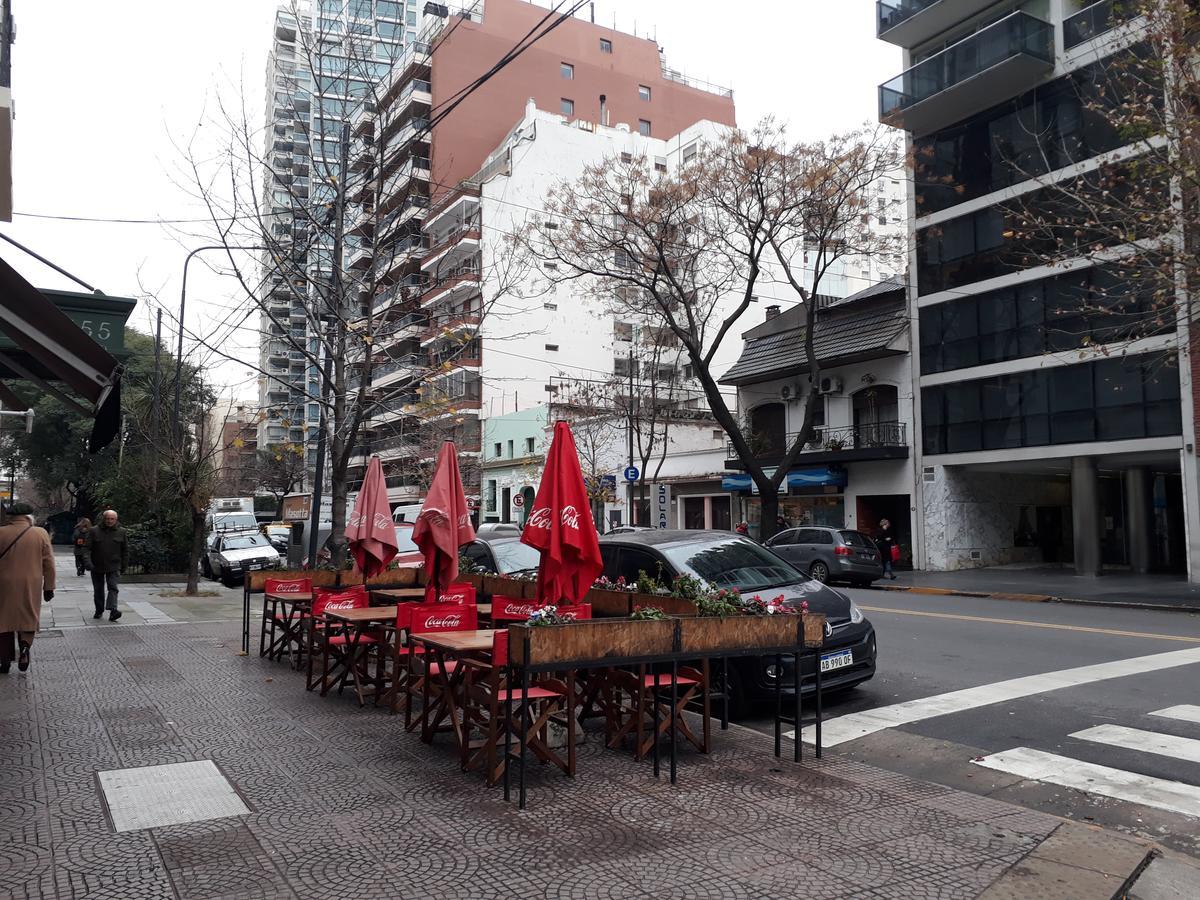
[86,509,127,622]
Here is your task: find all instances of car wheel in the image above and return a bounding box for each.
[809,561,830,583]
[219,566,234,588]
[201,557,211,578]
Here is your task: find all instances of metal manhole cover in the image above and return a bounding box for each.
[98,760,250,832]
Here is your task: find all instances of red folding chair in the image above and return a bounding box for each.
[305,586,371,695]
[437,583,476,605]
[462,629,575,786]
[404,602,478,738]
[261,577,312,663]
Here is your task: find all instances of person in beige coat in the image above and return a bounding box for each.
[0,502,56,674]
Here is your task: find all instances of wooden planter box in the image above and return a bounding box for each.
[508,618,677,668]
[480,574,536,600]
[584,588,635,617]
[249,569,348,590]
[364,567,420,587]
[679,613,826,654]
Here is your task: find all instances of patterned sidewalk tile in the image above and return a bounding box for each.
[0,621,1067,900]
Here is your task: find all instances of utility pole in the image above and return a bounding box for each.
[150,309,162,506]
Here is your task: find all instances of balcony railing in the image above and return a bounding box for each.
[876,0,939,36]
[729,422,908,462]
[879,12,1053,133]
[1064,0,1133,49]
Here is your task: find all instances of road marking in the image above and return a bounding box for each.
[123,600,177,625]
[1152,705,1200,725]
[1071,724,1200,765]
[973,747,1200,819]
[856,605,1200,643]
[797,646,1200,747]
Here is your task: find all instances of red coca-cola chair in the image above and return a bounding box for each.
[260,577,312,663]
[403,602,479,736]
[304,586,370,695]
[461,629,575,786]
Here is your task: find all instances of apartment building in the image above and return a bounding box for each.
[878,0,1197,579]
[257,1,422,473]
[346,0,738,504]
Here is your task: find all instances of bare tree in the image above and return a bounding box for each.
[535,123,902,539]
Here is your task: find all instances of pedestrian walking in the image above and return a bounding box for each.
[875,518,898,580]
[0,502,56,674]
[735,521,750,536]
[86,509,127,622]
[72,517,91,576]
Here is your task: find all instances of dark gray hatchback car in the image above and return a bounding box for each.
[764,526,883,586]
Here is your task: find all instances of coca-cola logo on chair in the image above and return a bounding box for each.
[275,583,303,593]
[423,613,462,629]
[325,600,357,611]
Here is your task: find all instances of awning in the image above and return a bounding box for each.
[722,466,848,493]
[0,254,133,451]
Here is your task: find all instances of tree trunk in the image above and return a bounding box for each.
[185,509,206,596]
[759,490,781,543]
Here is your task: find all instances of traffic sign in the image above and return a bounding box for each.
[623,466,640,482]
[513,494,525,508]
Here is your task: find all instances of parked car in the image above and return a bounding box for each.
[303,522,424,569]
[475,522,522,538]
[205,532,281,586]
[262,524,291,554]
[597,529,877,713]
[763,526,883,586]
[460,534,541,576]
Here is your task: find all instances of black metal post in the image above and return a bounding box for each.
[793,650,802,763]
[503,663,513,803]
[651,666,660,778]
[669,661,678,785]
[720,657,729,730]
[773,653,782,758]
[307,327,333,568]
[814,651,823,759]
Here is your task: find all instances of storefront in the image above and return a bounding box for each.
[723,467,849,538]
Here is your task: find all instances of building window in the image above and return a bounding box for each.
[544,261,558,271]
[545,343,559,352]
[614,321,634,342]
[682,142,697,164]
[544,302,558,310]
[525,437,536,453]
[507,439,514,458]
[620,151,633,163]
[638,84,651,101]
[560,97,575,116]
[638,119,651,137]
[485,479,497,512]
[493,442,502,457]
[654,156,667,172]
[600,38,612,54]
[561,62,574,79]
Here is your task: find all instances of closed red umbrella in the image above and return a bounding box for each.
[345,455,399,579]
[521,421,602,605]
[413,441,477,602]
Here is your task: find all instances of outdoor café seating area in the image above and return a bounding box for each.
[243,426,827,808]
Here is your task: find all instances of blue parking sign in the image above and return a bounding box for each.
[623,466,640,482]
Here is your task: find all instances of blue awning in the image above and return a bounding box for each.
[722,467,847,493]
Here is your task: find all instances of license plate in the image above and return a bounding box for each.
[820,649,853,673]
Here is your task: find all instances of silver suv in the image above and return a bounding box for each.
[764,526,883,586]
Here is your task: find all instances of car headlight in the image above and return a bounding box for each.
[849,601,865,625]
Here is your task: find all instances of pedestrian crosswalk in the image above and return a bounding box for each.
[974,705,1200,820]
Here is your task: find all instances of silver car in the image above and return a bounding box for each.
[206,532,281,586]
[764,526,883,586]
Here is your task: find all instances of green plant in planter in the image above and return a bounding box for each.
[526,605,567,626]
[636,568,668,595]
[630,605,669,621]
[694,587,744,619]
[458,553,487,574]
[670,574,711,601]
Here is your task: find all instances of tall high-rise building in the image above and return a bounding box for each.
[257,1,423,476]
[878,1,1198,580]
[346,0,738,505]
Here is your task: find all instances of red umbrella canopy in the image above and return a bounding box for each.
[413,441,477,602]
[345,455,400,579]
[521,421,603,605]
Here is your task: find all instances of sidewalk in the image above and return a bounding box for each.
[878,565,1200,612]
[1,618,1175,899]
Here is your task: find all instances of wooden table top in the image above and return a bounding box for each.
[372,588,426,600]
[266,591,313,603]
[324,605,399,624]
[411,629,497,653]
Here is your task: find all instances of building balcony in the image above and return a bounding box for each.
[420,267,481,309]
[879,12,1053,137]
[346,242,373,270]
[876,0,1007,48]
[420,225,481,273]
[420,313,481,347]
[1064,0,1134,50]
[426,183,481,232]
[724,422,909,470]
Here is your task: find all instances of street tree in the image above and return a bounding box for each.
[535,122,901,539]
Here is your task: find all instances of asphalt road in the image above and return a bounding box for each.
[737,585,1200,858]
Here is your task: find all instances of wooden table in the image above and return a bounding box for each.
[322,605,399,706]
[371,588,426,603]
[410,629,497,747]
[260,592,313,664]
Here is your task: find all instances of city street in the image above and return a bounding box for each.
[740,586,1200,859]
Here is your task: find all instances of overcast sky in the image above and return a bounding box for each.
[3,1,899,400]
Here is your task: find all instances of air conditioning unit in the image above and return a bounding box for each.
[818,376,844,395]
[778,383,803,402]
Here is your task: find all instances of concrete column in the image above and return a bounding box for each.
[1071,456,1102,577]
[1125,467,1152,575]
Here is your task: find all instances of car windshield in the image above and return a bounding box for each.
[214,514,257,531]
[491,540,541,574]
[394,527,419,553]
[839,530,875,549]
[224,535,269,551]
[659,536,806,591]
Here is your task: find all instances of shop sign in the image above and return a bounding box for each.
[654,484,672,529]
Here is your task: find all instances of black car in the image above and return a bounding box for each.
[460,534,542,576]
[598,530,877,712]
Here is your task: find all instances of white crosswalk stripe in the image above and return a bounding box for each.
[973,747,1200,819]
[1070,724,1200,766]
[1152,705,1200,726]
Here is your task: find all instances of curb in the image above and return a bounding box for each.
[874,583,1200,615]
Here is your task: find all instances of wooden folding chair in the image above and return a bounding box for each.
[304,586,371,695]
[261,577,312,663]
[606,664,710,760]
[404,603,479,736]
